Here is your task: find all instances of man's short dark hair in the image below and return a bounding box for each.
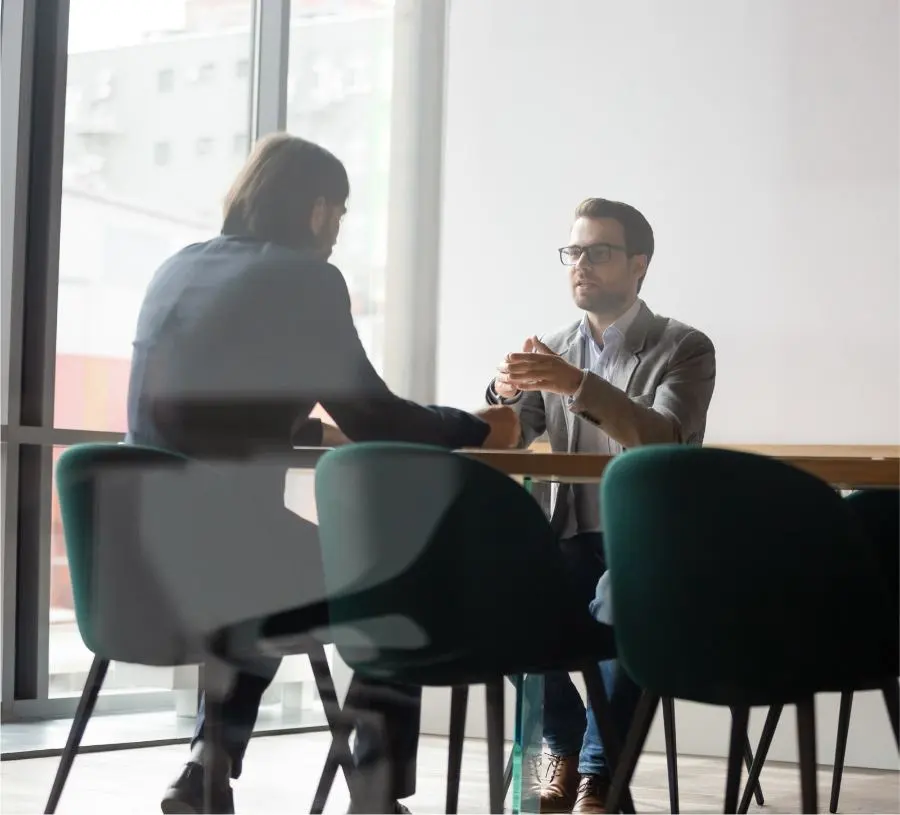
[574,197,655,263]
[222,133,350,251]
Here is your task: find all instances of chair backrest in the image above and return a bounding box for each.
[314,443,583,674]
[845,489,899,652]
[601,445,893,706]
[56,443,194,665]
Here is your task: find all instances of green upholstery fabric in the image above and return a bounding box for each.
[601,445,894,707]
[313,442,615,686]
[55,443,191,663]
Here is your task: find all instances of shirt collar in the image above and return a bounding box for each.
[579,298,643,349]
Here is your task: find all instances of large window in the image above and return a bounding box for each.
[45,0,256,711]
[3,0,443,742]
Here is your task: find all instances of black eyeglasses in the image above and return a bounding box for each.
[558,243,628,266]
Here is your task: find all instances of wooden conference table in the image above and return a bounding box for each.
[284,443,898,813]
[464,443,900,490]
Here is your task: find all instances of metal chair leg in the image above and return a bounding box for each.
[485,679,505,814]
[743,730,765,805]
[796,697,818,815]
[725,707,749,813]
[311,673,364,814]
[662,697,679,813]
[606,691,659,814]
[829,692,853,813]
[582,665,636,814]
[446,685,469,814]
[307,643,357,814]
[503,750,514,797]
[738,704,782,814]
[44,656,109,814]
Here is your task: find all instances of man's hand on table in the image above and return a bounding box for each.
[474,405,521,449]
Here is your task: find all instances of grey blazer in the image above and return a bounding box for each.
[486,301,716,531]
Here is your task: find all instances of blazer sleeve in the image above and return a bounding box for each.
[568,330,716,447]
[305,266,490,448]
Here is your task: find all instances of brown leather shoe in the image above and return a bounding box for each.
[536,753,580,813]
[572,774,610,814]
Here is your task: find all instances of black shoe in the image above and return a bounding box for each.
[347,801,410,814]
[160,762,235,814]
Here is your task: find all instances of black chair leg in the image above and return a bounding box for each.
[662,697,679,813]
[829,692,853,814]
[725,707,749,813]
[742,731,765,806]
[446,685,469,814]
[582,665,636,814]
[503,750,514,797]
[307,644,357,810]
[881,679,900,749]
[311,673,364,814]
[44,656,109,814]
[738,704,782,814]
[606,691,659,814]
[796,697,818,815]
[485,679,505,814]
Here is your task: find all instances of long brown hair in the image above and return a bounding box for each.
[222,133,350,250]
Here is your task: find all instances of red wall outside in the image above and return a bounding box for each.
[49,354,333,612]
[51,355,131,612]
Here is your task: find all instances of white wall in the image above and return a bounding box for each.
[432,0,900,771]
[437,0,900,445]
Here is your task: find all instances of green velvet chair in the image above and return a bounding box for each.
[599,445,897,814]
[308,442,636,814]
[46,443,342,815]
[737,488,900,814]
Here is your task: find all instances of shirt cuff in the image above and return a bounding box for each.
[487,380,524,405]
[567,369,591,407]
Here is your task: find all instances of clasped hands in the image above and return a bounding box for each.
[494,336,584,399]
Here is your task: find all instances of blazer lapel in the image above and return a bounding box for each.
[612,302,654,395]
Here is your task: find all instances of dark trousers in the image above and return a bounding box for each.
[542,532,642,777]
[193,663,422,798]
[181,464,422,800]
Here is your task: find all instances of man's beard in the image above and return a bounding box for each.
[574,287,629,316]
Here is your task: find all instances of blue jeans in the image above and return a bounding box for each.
[542,533,642,777]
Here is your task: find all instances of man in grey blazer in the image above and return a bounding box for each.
[486,197,716,813]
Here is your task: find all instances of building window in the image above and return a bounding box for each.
[196,137,215,157]
[157,69,174,93]
[236,59,250,79]
[233,133,248,156]
[154,141,172,166]
[197,62,216,84]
